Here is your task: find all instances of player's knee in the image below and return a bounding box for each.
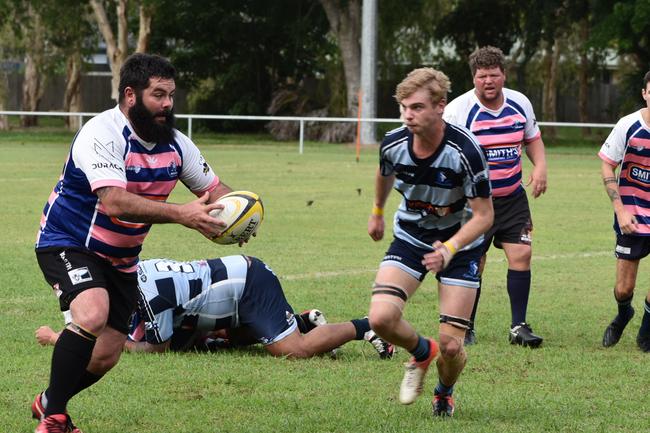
[368,308,399,336]
[72,314,107,335]
[615,283,635,297]
[439,336,463,359]
[510,248,532,268]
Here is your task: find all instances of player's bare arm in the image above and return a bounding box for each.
[96,186,226,239]
[524,138,547,198]
[422,196,494,273]
[601,160,637,234]
[208,182,234,203]
[123,339,170,353]
[368,171,395,241]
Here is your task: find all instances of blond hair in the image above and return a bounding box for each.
[468,46,506,76]
[394,67,451,105]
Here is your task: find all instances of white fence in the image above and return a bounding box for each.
[0,110,616,154]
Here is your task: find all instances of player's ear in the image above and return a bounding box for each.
[123,87,137,108]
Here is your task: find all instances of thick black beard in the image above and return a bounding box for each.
[128,97,176,144]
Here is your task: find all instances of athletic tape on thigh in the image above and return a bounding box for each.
[439,314,471,330]
[372,283,408,301]
[67,322,98,341]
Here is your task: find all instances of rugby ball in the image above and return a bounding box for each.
[210,191,264,245]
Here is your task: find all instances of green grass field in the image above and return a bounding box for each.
[2,128,650,433]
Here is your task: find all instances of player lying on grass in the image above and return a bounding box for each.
[35,255,393,359]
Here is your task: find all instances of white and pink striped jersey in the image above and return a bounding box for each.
[599,110,650,236]
[36,106,220,272]
[444,88,541,198]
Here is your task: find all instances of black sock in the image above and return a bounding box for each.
[72,371,103,395]
[42,371,103,413]
[350,318,371,340]
[43,328,96,416]
[295,313,310,333]
[507,269,531,326]
[614,290,634,325]
[469,278,481,330]
[639,299,650,336]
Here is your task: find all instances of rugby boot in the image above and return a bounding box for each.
[32,392,83,433]
[602,310,634,347]
[636,331,650,353]
[432,392,455,417]
[464,327,476,346]
[399,338,439,404]
[509,323,543,348]
[363,330,395,359]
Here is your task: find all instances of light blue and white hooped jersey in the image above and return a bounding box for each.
[132,255,249,345]
[35,106,220,272]
[599,110,650,236]
[444,88,541,198]
[380,123,491,251]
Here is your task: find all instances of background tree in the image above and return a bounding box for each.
[0,0,21,130]
[89,0,154,102]
[19,1,50,127]
[318,0,360,118]
[151,0,334,134]
[591,0,650,114]
[40,0,95,130]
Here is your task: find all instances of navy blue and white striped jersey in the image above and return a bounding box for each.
[134,256,247,345]
[131,255,296,347]
[380,124,491,250]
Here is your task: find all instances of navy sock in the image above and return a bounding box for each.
[639,299,650,336]
[507,269,531,326]
[469,278,481,329]
[351,318,371,340]
[434,381,454,396]
[614,291,634,325]
[44,328,96,416]
[409,335,430,362]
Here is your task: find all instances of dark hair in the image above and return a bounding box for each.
[468,46,506,77]
[644,70,650,89]
[118,53,176,103]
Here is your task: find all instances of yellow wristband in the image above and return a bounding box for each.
[371,206,384,216]
[442,240,458,255]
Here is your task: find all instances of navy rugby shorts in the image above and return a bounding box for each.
[380,237,482,289]
[237,257,297,345]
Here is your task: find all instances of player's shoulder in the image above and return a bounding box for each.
[445,89,475,110]
[615,110,642,129]
[86,106,125,129]
[503,88,533,107]
[380,125,409,151]
[445,122,480,148]
[444,123,485,163]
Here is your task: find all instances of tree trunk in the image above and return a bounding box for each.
[64,51,83,131]
[577,18,591,137]
[136,3,153,53]
[20,6,46,127]
[0,71,8,130]
[90,0,129,102]
[319,0,361,117]
[542,38,560,139]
